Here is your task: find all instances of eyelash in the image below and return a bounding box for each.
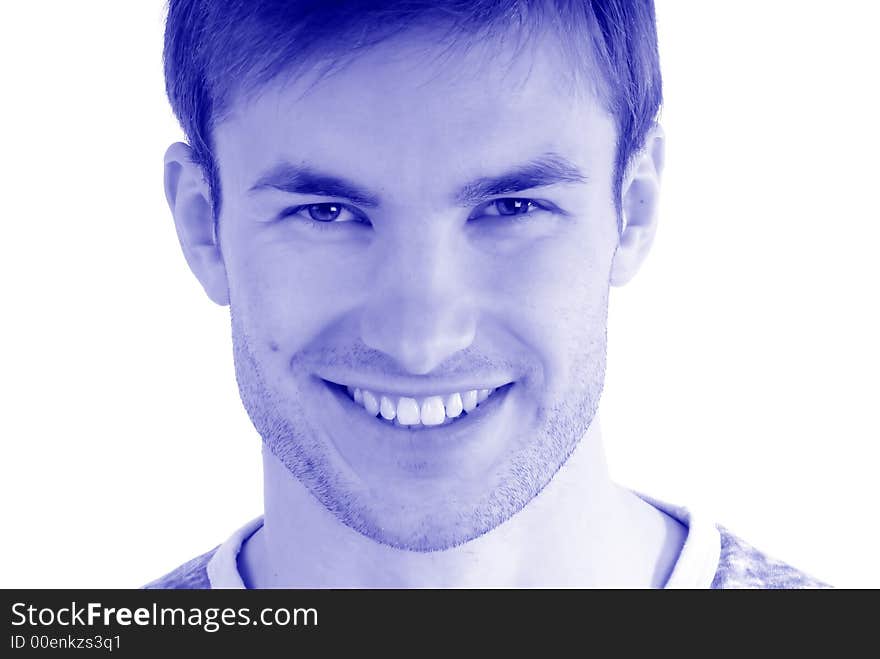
[469,198,554,221]
[277,203,370,230]
[277,197,555,229]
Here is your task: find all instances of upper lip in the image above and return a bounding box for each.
[317,372,516,397]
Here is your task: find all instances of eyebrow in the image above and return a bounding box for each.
[248,163,381,207]
[248,152,587,208]
[453,153,588,206]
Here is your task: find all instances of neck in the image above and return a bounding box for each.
[240,416,685,587]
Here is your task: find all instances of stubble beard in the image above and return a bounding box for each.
[229,302,608,552]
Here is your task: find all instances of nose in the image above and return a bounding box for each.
[360,229,477,375]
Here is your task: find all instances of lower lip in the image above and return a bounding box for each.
[316,377,517,470]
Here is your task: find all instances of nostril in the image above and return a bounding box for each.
[360,314,476,376]
[393,337,469,376]
[359,279,479,374]
[394,348,442,376]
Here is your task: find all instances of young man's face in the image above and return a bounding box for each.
[211,29,621,550]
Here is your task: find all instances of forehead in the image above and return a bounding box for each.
[213,29,616,198]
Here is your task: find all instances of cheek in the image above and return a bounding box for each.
[487,223,614,386]
[226,236,366,351]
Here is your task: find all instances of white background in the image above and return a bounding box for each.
[1,1,877,588]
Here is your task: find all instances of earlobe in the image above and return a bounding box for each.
[610,124,665,287]
[163,142,229,306]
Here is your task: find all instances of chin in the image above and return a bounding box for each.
[328,478,532,552]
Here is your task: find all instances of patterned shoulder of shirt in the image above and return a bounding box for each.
[142,547,217,589]
[712,525,832,589]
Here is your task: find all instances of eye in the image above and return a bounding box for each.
[493,198,536,216]
[470,197,549,220]
[279,203,369,225]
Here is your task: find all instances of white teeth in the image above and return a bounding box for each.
[379,395,396,421]
[345,385,503,427]
[445,392,463,418]
[362,389,380,416]
[420,396,446,426]
[396,397,420,425]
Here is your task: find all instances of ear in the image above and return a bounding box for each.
[610,124,665,287]
[163,142,229,305]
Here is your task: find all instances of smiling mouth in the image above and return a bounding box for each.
[323,380,512,429]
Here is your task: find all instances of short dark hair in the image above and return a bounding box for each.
[163,0,661,227]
